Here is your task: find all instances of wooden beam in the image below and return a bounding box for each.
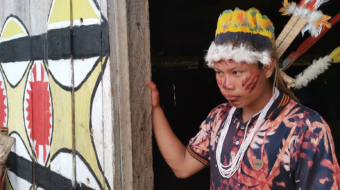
[107,0,153,189]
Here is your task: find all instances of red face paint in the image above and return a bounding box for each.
[242,70,260,93]
[217,76,228,88]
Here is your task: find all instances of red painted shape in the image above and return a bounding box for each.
[243,71,260,93]
[242,70,254,87]
[217,76,228,88]
[26,63,52,163]
[0,81,7,126]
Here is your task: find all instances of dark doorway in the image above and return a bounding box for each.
[149,0,340,189]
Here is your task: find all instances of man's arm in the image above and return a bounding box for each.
[149,81,206,178]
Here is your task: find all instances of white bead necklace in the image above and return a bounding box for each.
[216,88,279,178]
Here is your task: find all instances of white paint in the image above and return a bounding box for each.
[36,61,42,81]
[91,77,104,171]
[47,21,71,30]
[0,33,28,43]
[7,133,33,190]
[76,155,101,190]
[89,0,102,19]
[10,133,32,160]
[73,18,100,26]
[50,152,75,185]
[102,58,114,189]
[0,17,28,42]
[48,59,72,87]
[1,61,30,86]
[74,56,99,88]
[100,0,108,20]
[7,170,32,190]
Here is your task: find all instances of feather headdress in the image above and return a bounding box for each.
[276,0,331,58]
[205,8,275,68]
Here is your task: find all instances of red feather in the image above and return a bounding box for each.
[282,13,340,71]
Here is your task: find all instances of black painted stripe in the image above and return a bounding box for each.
[7,152,95,190]
[0,21,109,63]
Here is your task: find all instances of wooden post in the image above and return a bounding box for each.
[107,0,153,189]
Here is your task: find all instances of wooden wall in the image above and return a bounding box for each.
[0,0,153,189]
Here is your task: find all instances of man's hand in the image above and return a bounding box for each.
[148,81,160,108]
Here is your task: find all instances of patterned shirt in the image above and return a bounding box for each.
[188,91,340,190]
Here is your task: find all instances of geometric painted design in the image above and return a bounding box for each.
[0,70,8,126]
[0,16,28,43]
[47,0,71,30]
[72,0,101,26]
[24,61,53,165]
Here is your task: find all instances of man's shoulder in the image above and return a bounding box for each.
[204,103,231,124]
[284,99,320,119]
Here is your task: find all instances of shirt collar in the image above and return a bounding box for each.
[233,90,290,121]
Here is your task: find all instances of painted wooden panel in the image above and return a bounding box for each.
[0,3,34,188]
[72,0,112,189]
[0,0,114,189]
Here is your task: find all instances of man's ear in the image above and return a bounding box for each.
[263,58,275,79]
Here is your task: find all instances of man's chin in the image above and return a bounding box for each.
[228,100,243,108]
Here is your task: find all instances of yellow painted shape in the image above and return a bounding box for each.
[72,0,99,21]
[48,0,71,24]
[3,62,33,157]
[75,56,109,189]
[1,20,25,39]
[45,60,73,167]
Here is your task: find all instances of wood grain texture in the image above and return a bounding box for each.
[126,0,153,189]
[106,0,124,189]
[107,0,153,189]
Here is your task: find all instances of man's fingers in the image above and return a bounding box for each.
[148,81,158,91]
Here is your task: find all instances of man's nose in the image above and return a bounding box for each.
[222,76,234,89]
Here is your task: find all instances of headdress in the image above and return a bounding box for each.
[206,1,338,89]
[205,8,275,68]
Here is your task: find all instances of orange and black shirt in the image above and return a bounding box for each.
[188,91,340,190]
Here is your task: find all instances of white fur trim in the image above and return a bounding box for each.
[295,55,332,89]
[205,42,272,68]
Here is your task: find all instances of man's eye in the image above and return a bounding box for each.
[215,71,222,75]
[233,71,242,75]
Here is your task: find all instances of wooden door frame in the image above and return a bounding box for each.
[107,0,153,189]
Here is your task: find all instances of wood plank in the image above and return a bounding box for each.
[126,0,153,188]
[72,0,113,189]
[45,0,75,189]
[107,0,153,189]
[106,0,123,189]
[0,1,34,189]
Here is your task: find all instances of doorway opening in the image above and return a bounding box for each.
[149,0,340,189]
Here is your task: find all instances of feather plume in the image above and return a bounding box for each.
[295,56,332,89]
[279,0,297,15]
[330,46,340,63]
[301,10,331,37]
[282,13,340,70]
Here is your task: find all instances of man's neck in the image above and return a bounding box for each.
[242,86,273,122]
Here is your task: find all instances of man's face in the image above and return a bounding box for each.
[214,59,270,108]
